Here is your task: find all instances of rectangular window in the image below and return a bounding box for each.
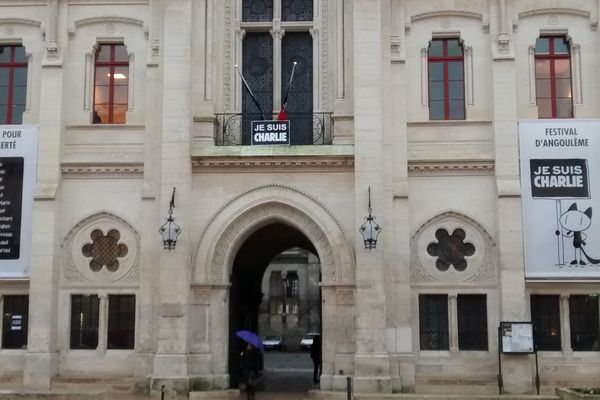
[0,45,28,124]
[93,43,128,124]
[70,294,99,349]
[457,294,488,350]
[534,36,572,118]
[419,294,449,350]
[569,295,600,351]
[531,295,561,351]
[107,295,135,350]
[428,38,465,120]
[2,295,28,349]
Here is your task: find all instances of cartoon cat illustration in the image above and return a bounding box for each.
[558,202,600,265]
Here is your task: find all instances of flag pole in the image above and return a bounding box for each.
[235,64,266,120]
[279,61,297,120]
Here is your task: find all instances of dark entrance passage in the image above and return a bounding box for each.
[228,222,321,392]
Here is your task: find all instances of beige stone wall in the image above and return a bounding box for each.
[0,0,599,395]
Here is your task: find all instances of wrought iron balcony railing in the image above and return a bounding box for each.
[215,112,333,146]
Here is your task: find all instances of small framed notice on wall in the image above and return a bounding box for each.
[500,321,534,354]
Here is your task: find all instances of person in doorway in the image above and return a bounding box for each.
[310,334,322,384]
[239,343,262,400]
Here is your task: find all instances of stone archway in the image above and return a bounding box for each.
[190,185,356,390]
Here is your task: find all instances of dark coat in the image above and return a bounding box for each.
[240,347,262,384]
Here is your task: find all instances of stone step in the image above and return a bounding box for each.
[0,389,106,399]
[50,377,145,394]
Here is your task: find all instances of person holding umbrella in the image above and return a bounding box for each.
[236,330,264,400]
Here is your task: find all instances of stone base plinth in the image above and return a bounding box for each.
[23,352,59,390]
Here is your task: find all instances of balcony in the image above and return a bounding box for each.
[215,112,333,146]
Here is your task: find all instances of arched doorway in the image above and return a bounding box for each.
[192,185,356,391]
[228,222,321,391]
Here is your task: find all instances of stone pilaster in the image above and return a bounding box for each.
[352,0,391,393]
[492,6,533,393]
[151,0,193,395]
[23,0,65,389]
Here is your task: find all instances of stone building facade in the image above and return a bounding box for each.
[0,0,599,396]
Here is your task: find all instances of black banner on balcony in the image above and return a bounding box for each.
[251,120,290,145]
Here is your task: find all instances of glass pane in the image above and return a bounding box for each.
[429,81,444,101]
[12,86,26,105]
[554,59,571,78]
[114,45,128,62]
[553,37,569,54]
[449,81,464,100]
[94,86,109,105]
[0,105,6,123]
[449,100,465,120]
[13,68,27,86]
[531,295,562,351]
[419,294,449,351]
[429,100,444,120]
[457,295,488,351]
[0,47,9,62]
[569,295,600,351]
[95,67,109,85]
[114,86,128,104]
[112,104,127,124]
[556,78,572,98]
[535,37,549,54]
[282,0,313,21]
[537,98,552,118]
[113,67,129,85]
[13,46,27,63]
[448,62,463,80]
[96,45,111,62]
[0,86,7,105]
[0,69,8,86]
[556,98,573,118]
[536,79,551,98]
[242,0,273,22]
[428,62,443,81]
[535,59,550,78]
[11,104,24,124]
[429,40,443,57]
[447,39,462,56]
[94,105,109,124]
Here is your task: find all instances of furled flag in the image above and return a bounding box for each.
[235,64,266,120]
[278,61,297,121]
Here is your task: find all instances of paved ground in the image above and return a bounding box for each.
[262,350,316,393]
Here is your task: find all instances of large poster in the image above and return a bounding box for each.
[0,125,37,277]
[519,120,600,279]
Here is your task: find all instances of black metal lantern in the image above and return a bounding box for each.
[159,187,181,251]
[359,186,381,250]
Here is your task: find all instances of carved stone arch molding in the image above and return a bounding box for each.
[69,16,148,39]
[410,210,497,285]
[61,211,140,285]
[192,184,355,286]
[406,10,490,34]
[514,8,597,32]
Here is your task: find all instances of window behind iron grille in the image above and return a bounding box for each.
[530,295,561,351]
[1,295,28,349]
[419,294,449,350]
[0,45,27,124]
[569,295,600,351]
[457,294,488,351]
[70,295,99,349]
[107,295,136,349]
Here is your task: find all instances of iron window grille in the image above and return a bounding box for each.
[531,295,561,351]
[70,294,100,349]
[457,294,488,351]
[107,295,136,350]
[1,295,28,349]
[419,294,449,351]
[569,295,600,351]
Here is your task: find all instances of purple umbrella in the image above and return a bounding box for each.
[236,330,264,352]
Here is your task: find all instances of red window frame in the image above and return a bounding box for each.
[534,36,572,118]
[93,44,128,124]
[0,45,28,124]
[428,38,465,120]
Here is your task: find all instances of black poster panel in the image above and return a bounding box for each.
[0,157,24,260]
[530,158,590,199]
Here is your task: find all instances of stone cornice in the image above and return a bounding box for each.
[408,160,494,176]
[192,156,354,173]
[61,163,144,178]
